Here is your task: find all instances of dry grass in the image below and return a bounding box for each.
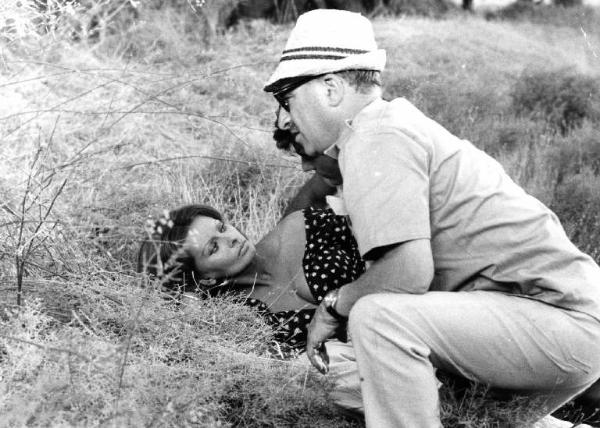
[1,2,600,426]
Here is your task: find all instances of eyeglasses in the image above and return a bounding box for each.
[273,75,320,112]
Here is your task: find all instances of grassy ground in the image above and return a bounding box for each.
[1,2,600,426]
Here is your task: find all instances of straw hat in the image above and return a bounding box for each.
[264,9,386,93]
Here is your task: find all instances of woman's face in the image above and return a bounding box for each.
[184,216,256,279]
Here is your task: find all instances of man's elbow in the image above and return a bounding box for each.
[383,238,434,294]
[410,242,434,293]
[414,262,434,294]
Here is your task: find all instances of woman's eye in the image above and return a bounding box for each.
[220,223,226,233]
[210,242,218,255]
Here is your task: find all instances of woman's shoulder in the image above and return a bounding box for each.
[256,210,305,252]
[278,209,305,227]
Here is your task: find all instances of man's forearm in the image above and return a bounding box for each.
[335,238,434,316]
[283,173,336,217]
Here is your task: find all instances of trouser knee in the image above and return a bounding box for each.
[347,293,423,345]
[347,293,388,337]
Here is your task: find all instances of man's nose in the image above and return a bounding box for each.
[277,108,296,132]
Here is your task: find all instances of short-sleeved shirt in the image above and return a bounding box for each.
[332,97,600,321]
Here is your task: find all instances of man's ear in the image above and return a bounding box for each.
[321,73,345,107]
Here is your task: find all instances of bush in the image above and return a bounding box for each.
[547,122,600,185]
[487,0,547,21]
[555,0,582,6]
[551,171,600,263]
[462,116,549,155]
[485,0,598,28]
[511,68,600,134]
[384,72,506,138]
[380,0,455,17]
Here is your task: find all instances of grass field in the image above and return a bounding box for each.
[1,1,600,426]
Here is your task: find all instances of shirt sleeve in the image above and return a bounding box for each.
[341,128,431,258]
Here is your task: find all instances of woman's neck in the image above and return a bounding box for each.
[229,246,273,286]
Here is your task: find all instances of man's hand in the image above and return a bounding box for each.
[306,302,342,374]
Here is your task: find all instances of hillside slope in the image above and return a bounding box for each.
[1,6,599,427]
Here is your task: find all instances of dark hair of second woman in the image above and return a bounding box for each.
[137,204,223,294]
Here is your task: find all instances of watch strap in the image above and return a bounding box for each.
[324,289,347,321]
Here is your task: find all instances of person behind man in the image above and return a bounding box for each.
[263,9,600,428]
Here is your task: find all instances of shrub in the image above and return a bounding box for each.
[547,122,600,186]
[486,0,548,21]
[486,0,598,28]
[380,0,455,17]
[555,0,582,6]
[463,115,549,155]
[511,68,600,134]
[384,73,506,138]
[551,171,600,263]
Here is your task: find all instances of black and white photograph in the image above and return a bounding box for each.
[1,0,600,426]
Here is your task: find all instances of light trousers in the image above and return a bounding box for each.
[325,291,600,428]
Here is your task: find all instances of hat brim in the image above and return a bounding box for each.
[264,49,386,93]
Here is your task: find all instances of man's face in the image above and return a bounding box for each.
[275,77,338,157]
[275,107,342,187]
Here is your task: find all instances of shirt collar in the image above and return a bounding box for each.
[323,97,386,159]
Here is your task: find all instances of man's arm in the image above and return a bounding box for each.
[282,173,337,218]
[306,238,433,373]
[335,238,434,316]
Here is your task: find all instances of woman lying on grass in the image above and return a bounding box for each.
[137,203,365,355]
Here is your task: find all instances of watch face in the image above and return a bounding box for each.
[324,291,334,306]
[324,290,339,310]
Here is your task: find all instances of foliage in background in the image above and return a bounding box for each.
[511,68,600,134]
[1,0,600,426]
[485,0,599,28]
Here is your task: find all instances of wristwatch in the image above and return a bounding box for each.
[323,289,347,321]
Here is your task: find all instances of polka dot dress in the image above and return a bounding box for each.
[302,206,366,304]
[246,207,366,356]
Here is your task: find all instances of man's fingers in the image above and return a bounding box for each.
[319,342,330,367]
[307,342,329,374]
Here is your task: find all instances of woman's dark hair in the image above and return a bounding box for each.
[137,204,223,295]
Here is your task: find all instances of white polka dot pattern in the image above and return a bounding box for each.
[245,207,366,355]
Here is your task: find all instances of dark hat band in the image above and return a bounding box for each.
[280,46,369,62]
[271,74,321,96]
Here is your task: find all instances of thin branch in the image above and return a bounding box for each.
[1,203,20,220]
[0,219,61,228]
[47,113,60,150]
[0,70,73,89]
[116,154,297,171]
[112,287,150,416]
[23,179,68,261]
[0,333,117,380]
[27,218,60,257]
[2,81,114,139]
